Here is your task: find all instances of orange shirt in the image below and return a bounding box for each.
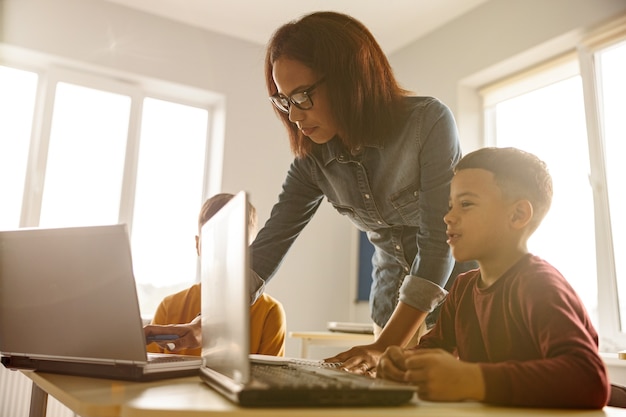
[147,283,285,356]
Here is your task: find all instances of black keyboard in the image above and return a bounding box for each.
[251,364,358,389]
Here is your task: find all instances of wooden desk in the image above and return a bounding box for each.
[25,370,171,417]
[23,370,626,417]
[288,331,375,358]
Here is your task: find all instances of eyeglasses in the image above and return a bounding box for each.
[269,78,325,113]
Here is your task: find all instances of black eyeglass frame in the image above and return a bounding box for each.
[269,78,326,113]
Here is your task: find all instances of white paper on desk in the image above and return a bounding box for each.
[249,354,342,368]
[327,321,375,334]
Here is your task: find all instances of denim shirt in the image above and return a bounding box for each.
[250,96,461,327]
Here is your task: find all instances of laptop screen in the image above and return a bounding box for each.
[200,191,251,383]
[0,224,148,363]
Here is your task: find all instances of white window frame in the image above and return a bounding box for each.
[1,50,226,314]
[19,67,146,228]
[577,17,626,350]
[479,15,626,352]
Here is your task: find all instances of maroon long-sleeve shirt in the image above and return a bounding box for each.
[418,254,609,408]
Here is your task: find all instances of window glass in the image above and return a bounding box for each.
[40,82,130,227]
[131,97,208,314]
[597,41,626,329]
[0,66,38,229]
[487,76,598,326]
[0,63,217,317]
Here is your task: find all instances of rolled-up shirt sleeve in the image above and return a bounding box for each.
[399,275,448,312]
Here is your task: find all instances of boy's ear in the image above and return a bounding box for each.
[510,200,533,229]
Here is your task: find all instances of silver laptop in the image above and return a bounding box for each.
[198,191,417,407]
[0,224,201,381]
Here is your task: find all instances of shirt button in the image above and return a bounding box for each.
[413,191,418,197]
[404,267,409,272]
[377,220,382,225]
[338,155,345,162]
[395,245,401,250]
[364,194,370,199]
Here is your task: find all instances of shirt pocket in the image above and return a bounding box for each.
[328,201,369,231]
[389,184,421,226]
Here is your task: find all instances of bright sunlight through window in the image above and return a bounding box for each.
[0,66,38,229]
[0,64,216,316]
[39,82,130,227]
[131,98,208,312]
[487,76,598,326]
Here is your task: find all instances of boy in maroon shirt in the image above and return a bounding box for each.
[377,147,609,408]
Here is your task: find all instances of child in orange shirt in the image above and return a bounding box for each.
[144,194,286,356]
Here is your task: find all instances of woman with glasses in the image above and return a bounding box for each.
[250,11,470,375]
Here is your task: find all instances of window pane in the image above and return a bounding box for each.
[597,41,626,330]
[0,66,38,229]
[131,98,208,314]
[491,76,598,325]
[40,82,130,227]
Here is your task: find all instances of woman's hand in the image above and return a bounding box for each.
[324,342,386,377]
[143,314,202,352]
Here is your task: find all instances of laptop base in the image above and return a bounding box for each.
[2,356,199,382]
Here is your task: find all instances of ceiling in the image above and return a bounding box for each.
[103,0,489,54]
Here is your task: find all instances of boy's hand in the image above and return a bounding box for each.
[402,348,485,402]
[144,314,202,352]
[376,345,408,382]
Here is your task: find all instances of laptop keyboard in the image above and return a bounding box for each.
[251,364,360,389]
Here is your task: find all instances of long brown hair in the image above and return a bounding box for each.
[265,11,409,158]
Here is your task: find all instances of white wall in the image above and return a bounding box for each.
[2,0,626,360]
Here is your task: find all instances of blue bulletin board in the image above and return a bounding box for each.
[357,231,375,301]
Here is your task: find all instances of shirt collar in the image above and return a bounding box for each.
[318,136,384,165]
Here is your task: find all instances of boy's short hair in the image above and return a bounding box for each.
[454,147,553,232]
[198,193,258,232]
